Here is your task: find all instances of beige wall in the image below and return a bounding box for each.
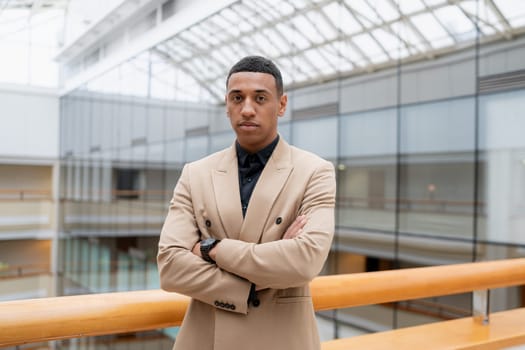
[0,239,51,267]
[0,164,53,191]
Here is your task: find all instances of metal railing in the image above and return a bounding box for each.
[1,258,525,348]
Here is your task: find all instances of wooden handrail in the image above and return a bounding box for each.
[311,258,525,311]
[1,258,525,347]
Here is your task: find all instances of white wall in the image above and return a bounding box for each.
[0,84,59,161]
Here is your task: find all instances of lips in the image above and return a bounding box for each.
[239,122,259,130]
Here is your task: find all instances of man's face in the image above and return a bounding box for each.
[226,71,287,153]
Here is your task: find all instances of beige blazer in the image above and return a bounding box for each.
[158,138,336,350]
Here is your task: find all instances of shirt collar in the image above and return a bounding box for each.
[236,135,279,167]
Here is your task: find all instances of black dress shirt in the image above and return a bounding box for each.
[236,136,279,308]
[236,135,279,218]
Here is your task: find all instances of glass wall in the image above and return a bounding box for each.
[56,3,525,345]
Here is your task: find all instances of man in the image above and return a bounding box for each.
[157,56,335,350]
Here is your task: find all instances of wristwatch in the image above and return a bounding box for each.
[200,238,220,263]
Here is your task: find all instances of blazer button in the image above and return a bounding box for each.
[252,299,260,307]
[214,301,220,306]
[205,220,211,227]
[275,217,282,225]
[230,304,236,310]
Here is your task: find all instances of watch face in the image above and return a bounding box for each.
[200,238,218,263]
[201,238,216,248]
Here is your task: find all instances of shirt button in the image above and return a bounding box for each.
[276,217,282,225]
[205,220,211,227]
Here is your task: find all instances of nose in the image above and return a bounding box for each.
[241,98,256,117]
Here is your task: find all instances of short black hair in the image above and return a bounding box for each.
[226,56,284,96]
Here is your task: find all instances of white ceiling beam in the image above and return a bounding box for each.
[59,0,238,95]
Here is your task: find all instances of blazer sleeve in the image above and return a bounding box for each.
[157,164,252,314]
[214,161,336,290]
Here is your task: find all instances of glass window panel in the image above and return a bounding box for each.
[339,109,398,234]
[479,90,525,245]
[399,98,476,240]
[245,1,276,22]
[210,130,235,153]
[292,117,338,159]
[130,258,146,290]
[389,22,426,54]
[147,262,160,289]
[459,1,501,34]
[372,0,398,21]
[410,13,454,49]
[292,14,323,44]
[271,0,294,15]
[434,5,476,41]
[117,253,130,291]
[99,245,111,292]
[80,239,90,287]
[323,3,362,35]
[252,32,279,57]
[288,0,309,10]
[322,43,349,70]
[340,108,398,158]
[71,239,80,285]
[278,22,310,50]
[400,98,476,154]
[492,0,525,27]
[303,49,327,75]
[344,0,381,27]
[398,0,425,13]
[352,33,388,63]
[278,121,291,142]
[338,41,367,67]
[64,238,72,277]
[89,241,99,291]
[185,135,209,162]
[147,106,165,143]
[132,104,147,140]
[305,10,337,40]
[370,28,402,53]
[424,0,447,5]
[165,139,185,164]
[262,29,286,55]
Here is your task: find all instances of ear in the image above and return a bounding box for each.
[278,93,288,117]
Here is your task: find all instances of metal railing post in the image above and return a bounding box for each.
[473,289,490,325]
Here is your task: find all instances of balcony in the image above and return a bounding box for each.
[2,259,525,349]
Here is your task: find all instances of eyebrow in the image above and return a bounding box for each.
[227,89,271,95]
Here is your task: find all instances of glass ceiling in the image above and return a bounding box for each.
[146,0,525,102]
[2,0,525,98]
[0,0,68,87]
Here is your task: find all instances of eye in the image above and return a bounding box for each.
[230,94,243,103]
[255,95,267,103]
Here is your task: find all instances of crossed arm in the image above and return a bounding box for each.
[191,215,308,259]
[157,161,335,313]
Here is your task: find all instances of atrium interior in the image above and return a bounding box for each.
[1,0,525,349]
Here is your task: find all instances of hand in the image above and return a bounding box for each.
[192,241,202,258]
[282,215,307,240]
[192,240,219,261]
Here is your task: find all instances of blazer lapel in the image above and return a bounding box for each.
[212,145,243,239]
[240,138,293,243]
